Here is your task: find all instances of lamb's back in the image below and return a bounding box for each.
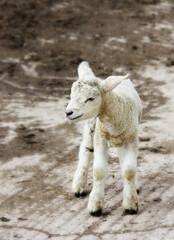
[113,79,142,121]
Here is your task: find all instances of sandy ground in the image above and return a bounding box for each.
[0,0,174,239]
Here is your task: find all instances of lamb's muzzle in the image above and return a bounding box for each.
[67,61,142,216]
[66,109,83,120]
[66,110,73,116]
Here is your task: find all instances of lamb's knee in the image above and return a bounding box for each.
[122,165,136,181]
[94,168,106,181]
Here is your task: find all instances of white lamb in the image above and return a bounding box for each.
[65,61,142,216]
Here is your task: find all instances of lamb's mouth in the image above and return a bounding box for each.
[69,114,83,120]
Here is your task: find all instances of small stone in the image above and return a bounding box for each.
[139,136,150,142]
[137,0,158,4]
[0,216,10,222]
[38,128,45,132]
[18,217,27,221]
[170,60,174,66]
[153,197,161,202]
[132,45,138,50]
[23,133,35,139]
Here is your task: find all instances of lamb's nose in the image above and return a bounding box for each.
[66,111,73,116]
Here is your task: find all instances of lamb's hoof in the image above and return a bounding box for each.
[74,192,87,198]
[136,188,140,195]
[89,209,102,217]
[123,209,138,215]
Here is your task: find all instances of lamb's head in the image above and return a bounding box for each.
[65,62,101,122]
[65,61,129,122]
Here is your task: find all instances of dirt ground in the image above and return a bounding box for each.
[0,0,174,239]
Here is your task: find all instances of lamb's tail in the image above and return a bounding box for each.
[124,73,130,79]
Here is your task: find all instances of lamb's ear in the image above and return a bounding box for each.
[78,61,95,78]
[101,74,130,93]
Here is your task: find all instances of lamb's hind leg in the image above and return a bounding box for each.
[118,141,139,214]
[72,118,95,197]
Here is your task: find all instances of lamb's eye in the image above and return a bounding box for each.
[85,97,95,103]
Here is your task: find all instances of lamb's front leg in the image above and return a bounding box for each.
[88,129,108,216]
[119,142,139,214]
[72,118,95,197]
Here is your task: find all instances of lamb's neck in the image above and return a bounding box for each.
[98,92,124,126]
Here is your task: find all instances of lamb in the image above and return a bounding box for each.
[65,61,142,216]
